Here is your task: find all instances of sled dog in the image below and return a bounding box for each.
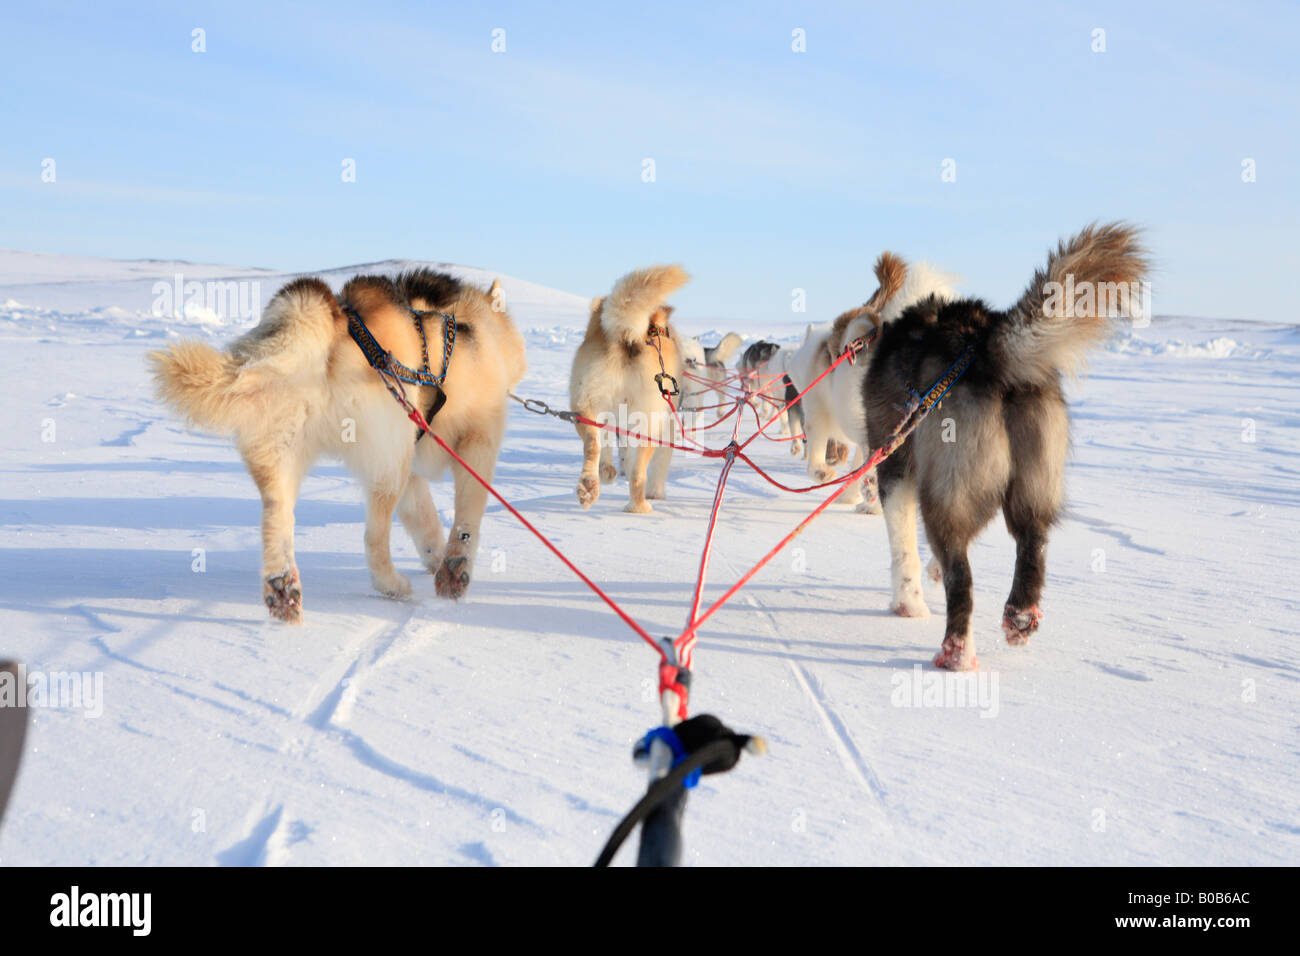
[680,332,743,412]
[864,223,1149,669]
[569,265,689,513]
[149,268,526,621]
[739,340,805,457]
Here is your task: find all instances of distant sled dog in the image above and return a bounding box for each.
[680,331,743,411]
[569,265,689,513]
[149,269,526,622]
[739,340,805,458]
[865,222,1148,670]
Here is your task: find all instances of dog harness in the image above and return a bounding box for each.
[346,305,457,441]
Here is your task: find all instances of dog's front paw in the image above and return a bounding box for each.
[263,569,302,624]
[434,554,471,600]
[926,557,943,584]
[789,439,804,457]
[813,466,837,483]
[855,496,882,515]
[933,635,978,671]
[371,570,412,600]
[623,500,653,515]
[1002,604,1042,646]
[892,585,930,618]
[599,462,617,484]
[576,474,599,509]
[417,544,445,573]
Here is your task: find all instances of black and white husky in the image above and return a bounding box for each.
[865,223,1149,670]
[739,340,805,457]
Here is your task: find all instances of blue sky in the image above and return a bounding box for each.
[2,0,1296,323]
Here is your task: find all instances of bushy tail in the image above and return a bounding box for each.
[996,222,1149,385]
[706,331,744,366]
[147,340,240,432]
[600,264,689,345]
[148,277,343,434]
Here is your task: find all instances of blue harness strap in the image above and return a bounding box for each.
[346,305,457,388]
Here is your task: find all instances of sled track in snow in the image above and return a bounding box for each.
[716,546,890,810]
[217,603,540,864]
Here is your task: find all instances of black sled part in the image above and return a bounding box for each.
[0,661,29,828]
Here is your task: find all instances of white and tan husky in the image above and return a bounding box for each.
[569,265,689,514]
[785,254,958,511]
[149,269,526,622]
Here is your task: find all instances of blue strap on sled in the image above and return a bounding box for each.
[641,726,702,789]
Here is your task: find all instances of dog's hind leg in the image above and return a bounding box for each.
[924,520,977,671]
[841,446,865,506]
[646,421,675,500]
[245,450,306,624]
[574,417,604,509]
[624,440,655,514]
[1001,390,1067,646]
[600,441,618,484]
[855,464,882,515]
[920,476,1004,672]
[878,461,929,620]
[435,431,497,599]
[806,409,837,482]
[398,473,445,573]
[1001,501,1049,647]
[365,482,412,599]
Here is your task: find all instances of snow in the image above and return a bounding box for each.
[0,251,1296,866]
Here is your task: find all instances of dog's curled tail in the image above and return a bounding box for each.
[600,264,689,345]
[147,340,240,433]
[148,277,343,434]
[997,221,1149,385]
[707,331,744,366]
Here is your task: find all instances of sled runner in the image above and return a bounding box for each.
[0,661,30,828]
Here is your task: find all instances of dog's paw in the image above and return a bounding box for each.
[576,474,599,509]
[933,635,978,671]
[789,440,804,458]
[623,500,654,515]
[1002,604,1043,646]
[371,570,412,600]
[417,544,445,573]
[599,463,617,484]
[434,555,471,600]
[646,486,666,500]
[855,496,882,515]
[263,569,302,624]
[856,478,882,514]
[813,466,837,483]
[927,558,944,584]
[892,587,930,618]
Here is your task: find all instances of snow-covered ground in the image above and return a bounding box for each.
[1,251,1296,866]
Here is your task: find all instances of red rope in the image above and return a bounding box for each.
[674,446,882,652]
[409,408,666,662]
[385,330,882,693]
[737,334,872,452]
[678,443,738,671]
